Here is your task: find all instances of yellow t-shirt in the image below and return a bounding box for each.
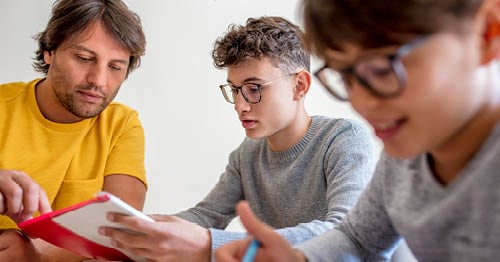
[0,79,147,228]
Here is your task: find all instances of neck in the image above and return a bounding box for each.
[267,109,311,151]
[430,109,500,184]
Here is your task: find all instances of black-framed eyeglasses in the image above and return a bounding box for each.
[314,35,430,101]
[219,72,297,104]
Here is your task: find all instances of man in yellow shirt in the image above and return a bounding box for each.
[0,0,147,260]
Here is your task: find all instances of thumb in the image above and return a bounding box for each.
[237,201,282,247]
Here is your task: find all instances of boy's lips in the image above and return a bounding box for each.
[370,118,407,141]
[241,119,257,129]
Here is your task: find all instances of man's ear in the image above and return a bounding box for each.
[43,50,53,65]
[293,70,312,101]
[481,0,500,64]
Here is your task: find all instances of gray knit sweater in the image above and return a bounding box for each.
[297,122,500,261]
[176,115,376,251]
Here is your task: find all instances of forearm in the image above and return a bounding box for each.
[175,195,244,229]
[103,174,146,211]
[175,208,221,228]
[175,170,243,228]
[33,238,86,262]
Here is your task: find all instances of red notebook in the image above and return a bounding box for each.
[18,192,153,262]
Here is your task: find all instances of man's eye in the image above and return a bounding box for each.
[109,64,123,71]
[77,56,92,62]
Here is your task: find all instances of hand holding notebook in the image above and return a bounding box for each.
[18,191,153,262]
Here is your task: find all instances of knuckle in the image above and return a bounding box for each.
[25,183,40,194]
[5,186,23,199]
[129,218,144,228]
[157,241,171,252]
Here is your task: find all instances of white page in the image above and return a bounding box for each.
[53,192,154,262]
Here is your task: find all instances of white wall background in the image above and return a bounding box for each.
[0,1,415,261]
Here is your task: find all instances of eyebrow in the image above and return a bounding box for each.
[69,45,130,66]
[227,77,265,85]
[324,45,399,69]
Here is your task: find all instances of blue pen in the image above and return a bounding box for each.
[242,239,260,262]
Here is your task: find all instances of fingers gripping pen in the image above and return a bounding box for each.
[242,239,260,262]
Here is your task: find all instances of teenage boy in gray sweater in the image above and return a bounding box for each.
[215,0,500,261]
[100,16,375,261]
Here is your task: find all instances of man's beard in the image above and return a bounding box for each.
[53,83,111,119]
[50,68,120,119]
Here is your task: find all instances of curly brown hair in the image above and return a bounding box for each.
[303,0,482,60]
[212,16,310,73]
[33,0,146,77]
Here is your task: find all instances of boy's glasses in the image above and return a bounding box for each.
[314,35,430,101]
[219,73,297,104]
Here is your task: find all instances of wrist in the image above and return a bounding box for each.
[204,228,212,262]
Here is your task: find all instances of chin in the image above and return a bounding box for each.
[383,144,424,159]
[245,130,266,140]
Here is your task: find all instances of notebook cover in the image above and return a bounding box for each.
[18,192,152,261]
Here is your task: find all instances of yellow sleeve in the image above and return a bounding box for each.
[104,109,147,187]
